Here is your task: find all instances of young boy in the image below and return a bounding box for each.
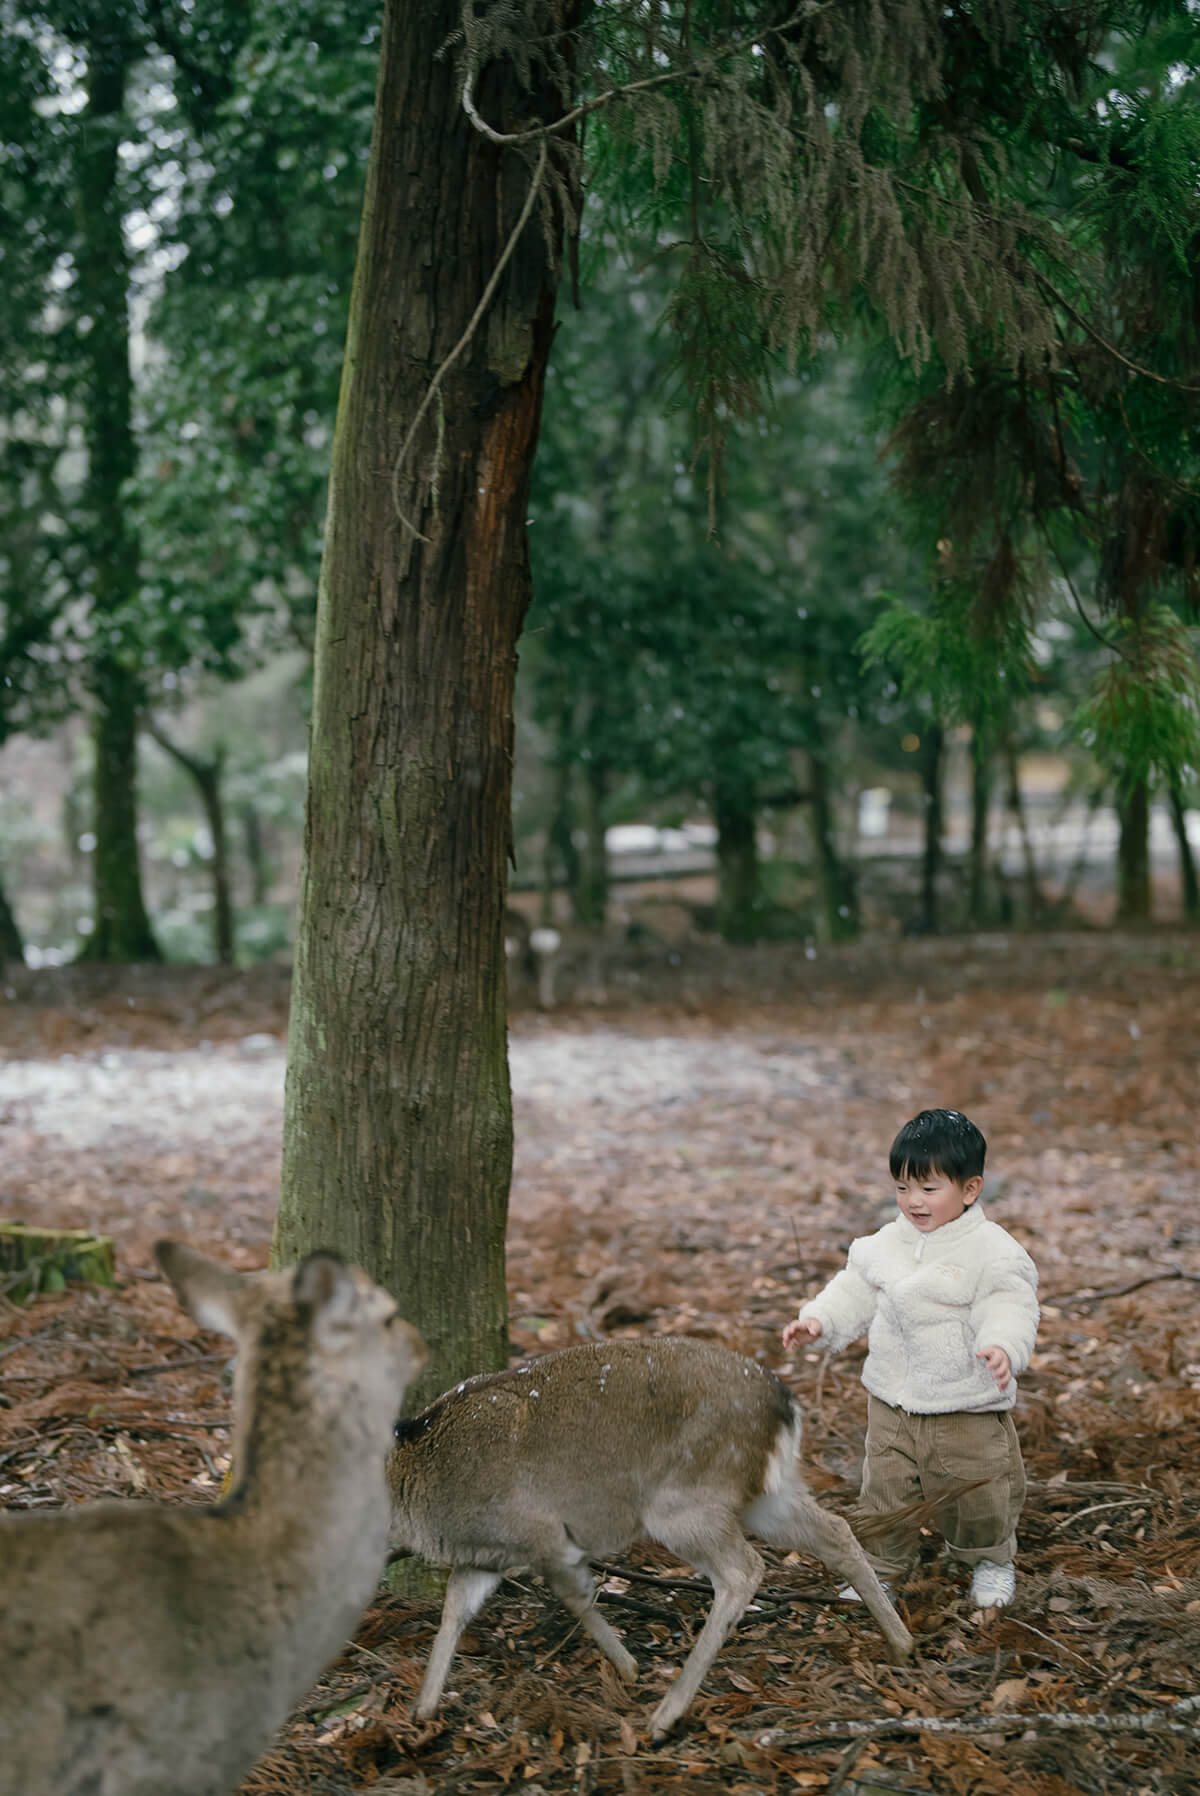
[782,1108,1038,1608]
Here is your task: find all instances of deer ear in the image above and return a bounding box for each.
[155,1240,243,1338]
[293,1253,362,1336]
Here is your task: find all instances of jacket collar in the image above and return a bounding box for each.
[895,1202,987,1253]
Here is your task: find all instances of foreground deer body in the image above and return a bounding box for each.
[0,1242,426,1796]
[388,1337,912,1739]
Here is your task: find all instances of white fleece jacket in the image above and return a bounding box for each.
[796,1204,1039,1414]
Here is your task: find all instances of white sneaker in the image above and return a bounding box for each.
[838,1580,892,1602]
[970,1561,1015,1607]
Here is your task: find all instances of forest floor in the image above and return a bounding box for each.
[1,932,1199,1796]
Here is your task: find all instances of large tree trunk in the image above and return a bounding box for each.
[74,17,159,965]
[713,779,762,942]
[1116,776,1152,923]
[274,0,574,1404]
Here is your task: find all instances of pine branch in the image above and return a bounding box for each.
[459,8,820,148]
[1045,1266,1200,1307]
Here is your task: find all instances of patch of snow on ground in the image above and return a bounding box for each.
[0,1028,839,1156]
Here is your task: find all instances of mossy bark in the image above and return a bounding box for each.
[274,0,577,1407]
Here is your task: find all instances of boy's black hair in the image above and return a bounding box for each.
[889,1108,986,1184]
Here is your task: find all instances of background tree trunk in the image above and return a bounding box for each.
[1057,781,1108,917]
[274,0,574,1404]
[74,17,158,965]
[1003,736,1042,925]
[0,867,23,965]
[807,747,858,940]
[1116,776,1152,923]
[576,755,609,929]
[915,723,944,934]
[714,779,761,941]
[1167,780,1199,923]
[241,801,271,906]
[147,722,236,965]
[967,726,992,926]
[81,666,159,962]
[544,751,580,925]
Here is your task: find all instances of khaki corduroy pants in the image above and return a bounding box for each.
[858,1395,1027,1576]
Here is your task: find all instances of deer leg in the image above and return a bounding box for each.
[749,1487,913,1664]
[543,1559,638,1682]
[414,1567,503,1719]
[644,1510,763,1740]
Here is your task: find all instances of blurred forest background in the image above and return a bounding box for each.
[4,13,1200,1786]
[3,0,1200,972]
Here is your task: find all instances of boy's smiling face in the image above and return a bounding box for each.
[894,1164,983,1232]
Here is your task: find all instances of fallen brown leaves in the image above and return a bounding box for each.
[2,934,1199,1795]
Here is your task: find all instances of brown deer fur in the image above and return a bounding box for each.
[0,1242,426,1796]
[387,1337,912,1739]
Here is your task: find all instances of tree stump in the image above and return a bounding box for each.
[0,1225,116,1300]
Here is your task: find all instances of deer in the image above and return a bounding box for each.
[387,1336,913,1740]
[0,1241,426,1796]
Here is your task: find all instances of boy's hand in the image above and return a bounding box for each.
[977,1345,1012,1390]
[782,1317,823,1351]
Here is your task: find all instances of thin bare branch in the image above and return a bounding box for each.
[459,9,817,147]
[757,1692,1200,1752]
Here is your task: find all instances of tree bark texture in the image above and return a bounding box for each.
[275,0,574,1403]
[75,15,159,964]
